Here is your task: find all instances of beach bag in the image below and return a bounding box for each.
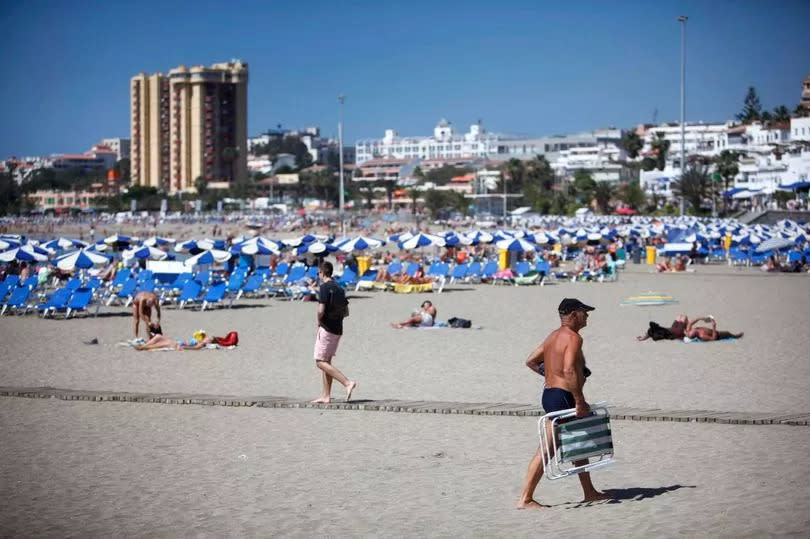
[214,331,239,347]
[448,317,472,328]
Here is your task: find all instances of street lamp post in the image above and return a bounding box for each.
[679,15,688,216]
[338,94,345,234]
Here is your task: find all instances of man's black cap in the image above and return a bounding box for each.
[558,298,595,315]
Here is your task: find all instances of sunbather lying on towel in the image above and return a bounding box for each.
[134,330,239,350]
[391,300,437,328]
[684,315,743,341]
[637,315,742,341]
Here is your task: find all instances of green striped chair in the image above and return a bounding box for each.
[538,403,615,480]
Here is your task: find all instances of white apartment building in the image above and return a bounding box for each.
[552,144,625,183]
[355,120,623,166]
[355,120,500,165]
[100,138,131,160]
[639,121,734,161]
[791,117,810,142]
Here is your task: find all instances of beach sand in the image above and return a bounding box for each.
[1,398,808,537]
[1,259,809,535]
[0,264,808,413]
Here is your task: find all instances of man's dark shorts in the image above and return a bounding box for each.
[542,387,576,413]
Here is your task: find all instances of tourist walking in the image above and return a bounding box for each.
[311,261,357,403]
[517,298,608,509]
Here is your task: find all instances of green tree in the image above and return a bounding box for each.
[570,170,596,207]
[0,169,22,215]
[500,158,525,194]
[425,165,470,186]
[794,104,809,118]
[412,166,425,183]
[621,131,643,159]
[618,180,646,211]
[593,182,614,214]
[672,163,710,213]
[194,176,207,197]
[713,150,740,215]
[772,105,791,123]
[650,132,670,171]
[423,189,448,219]
[736,86,762,123]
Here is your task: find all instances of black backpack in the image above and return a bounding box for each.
[448,317,472,328]
[647,321,675,341]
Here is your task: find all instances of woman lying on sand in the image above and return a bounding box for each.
[637,315,743,342]
[134,330,238,351]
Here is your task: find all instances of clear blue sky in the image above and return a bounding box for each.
[2,0,809,157]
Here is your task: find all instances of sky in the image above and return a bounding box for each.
[1,0,809,157]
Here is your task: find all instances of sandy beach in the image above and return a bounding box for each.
[2,257,810,536]
[1,398,809,537]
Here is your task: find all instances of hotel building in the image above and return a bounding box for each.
[130,60,248,192]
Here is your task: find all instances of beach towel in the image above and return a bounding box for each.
[682,337,739,343]
[393,282,434,294]
[405,321,483,330]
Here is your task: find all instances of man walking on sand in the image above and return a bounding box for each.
[517,298,609,509]
[311,261,357,404]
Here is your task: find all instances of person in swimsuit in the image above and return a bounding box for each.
[517,298,609,510]
[132,291,162,340]
[685,315,744,341]
[134,332,215,351]
[391,300,437,328]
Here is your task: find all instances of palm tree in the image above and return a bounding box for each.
[671,163,710,213]
[621,131,643,159]
[650,132,670,171]
[593,182,614,214]
[713,150,740,215]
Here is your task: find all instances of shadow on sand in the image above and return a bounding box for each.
[563,484,696,508]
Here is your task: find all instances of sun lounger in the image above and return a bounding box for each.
[64,287,96,318]
[106,278,137,306]
[178,279,203,309]
[449,264,468,284]
[200,281,227,311]
[236,274,265,300]
[1,285,32,316]
[30,287,72,317]
[538,402,614,481]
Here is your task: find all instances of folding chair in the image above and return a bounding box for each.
[537,402,615,481]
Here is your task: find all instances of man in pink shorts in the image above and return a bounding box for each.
[311,261,357,403]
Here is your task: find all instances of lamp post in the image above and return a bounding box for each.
[678,15,688,216]
[338,94,345,234]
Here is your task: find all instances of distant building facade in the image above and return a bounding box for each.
[130,60,248,193]
[100,138,131,160]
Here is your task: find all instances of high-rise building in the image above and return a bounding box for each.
[130,60,248,192]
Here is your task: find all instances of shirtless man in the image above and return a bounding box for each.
[132,291,161,339]
[517,298,608,509]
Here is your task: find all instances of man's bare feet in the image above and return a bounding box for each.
[390,323,402,329]
[516,499,548,510]
[345,381,357,402]
[582,492,611,502]
[311,397,331,404]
